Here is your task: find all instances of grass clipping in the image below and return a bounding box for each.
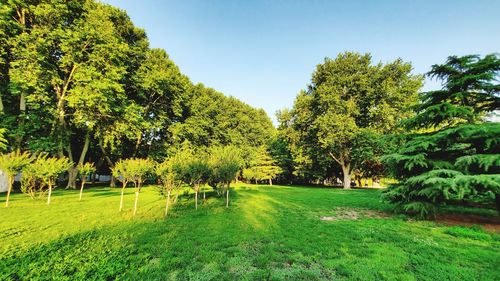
[320,207,388,221]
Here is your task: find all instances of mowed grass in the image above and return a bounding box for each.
[1,184,499,280]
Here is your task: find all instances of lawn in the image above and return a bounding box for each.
[0,184,499,280]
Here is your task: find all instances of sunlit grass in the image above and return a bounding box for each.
[0,184,499,280]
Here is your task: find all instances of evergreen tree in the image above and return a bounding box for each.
[243,146,282,185]
[383,54,500,217]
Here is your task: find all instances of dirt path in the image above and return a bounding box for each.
[435,214,500,232]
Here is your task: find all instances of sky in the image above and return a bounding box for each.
[102,0,500,124]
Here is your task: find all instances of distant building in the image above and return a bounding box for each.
[0,169,7,193]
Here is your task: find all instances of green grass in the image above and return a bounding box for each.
[1,184,499,280]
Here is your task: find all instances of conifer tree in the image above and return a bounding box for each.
[243,146,282,185]
[383,54,500,217]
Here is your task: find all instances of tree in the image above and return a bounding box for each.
[268,136,294,184]
[175,148,211,210]
[24,154,72,205]
[209,146,241,207]
[0,0,275,185]
[156,157,183,217]
[0,151,31,206]
[112,159,135,212]
[132,48,190,158]
[405,54,500,130]
[77,162,95,201]
[170,84,275,150]
[383,54,500,217]
[279,52,422,188]
[127,158,155,216]
[243,146,282,185]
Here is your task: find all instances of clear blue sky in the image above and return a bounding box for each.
[102,0,500,123]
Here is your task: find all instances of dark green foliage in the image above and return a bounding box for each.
[406,54,500,129]
[0,128,7,151]
[384,54,500,218]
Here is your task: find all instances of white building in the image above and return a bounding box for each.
[0,169,8,193]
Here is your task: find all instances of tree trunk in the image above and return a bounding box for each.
[79,179,86,201]
[5,176,14,207]
[165,190,171,217]
[119,183,126,211]
[269,178,272,185]
[203,189,206,201]
[47,183,53,205]
[20,93,26,112]
[110,176,116,188]
[341,164,351,189]
[226,183,230,207]
[195,189,198,210]
[66,167,78,189]
[133,191,139,216]
[67,132,90,189]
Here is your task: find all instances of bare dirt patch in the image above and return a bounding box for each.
[435,213,500,232]
[320,207,389,221]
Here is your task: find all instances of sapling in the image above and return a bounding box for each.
[77,162,96,201]
[0,151,32,207]
[26,154,72,205]
[112,159,133,211]
[156,158,182,217]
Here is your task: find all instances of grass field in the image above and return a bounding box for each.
[1,184,499,280]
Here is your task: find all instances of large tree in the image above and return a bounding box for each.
[383,54,500,217]
[280,52,422,188]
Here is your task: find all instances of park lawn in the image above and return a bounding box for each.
[0,184,499,281]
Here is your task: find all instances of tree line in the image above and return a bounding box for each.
[0,0,276,189]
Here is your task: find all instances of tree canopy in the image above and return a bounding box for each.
[278,52,423,187]
[0,0,275,183]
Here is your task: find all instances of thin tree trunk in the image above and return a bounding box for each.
[133,191,139,216]
[165,190,170,217]
[79,179,86,201]
[110,176,116,188]
[119,182,126,211]
[5,177,14,207]
[195,190,198,210]
[203,188,206,201]
[47,183,53,205]
[226,183,230,207]
[269,178,272,185]
[20,93,26,112]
